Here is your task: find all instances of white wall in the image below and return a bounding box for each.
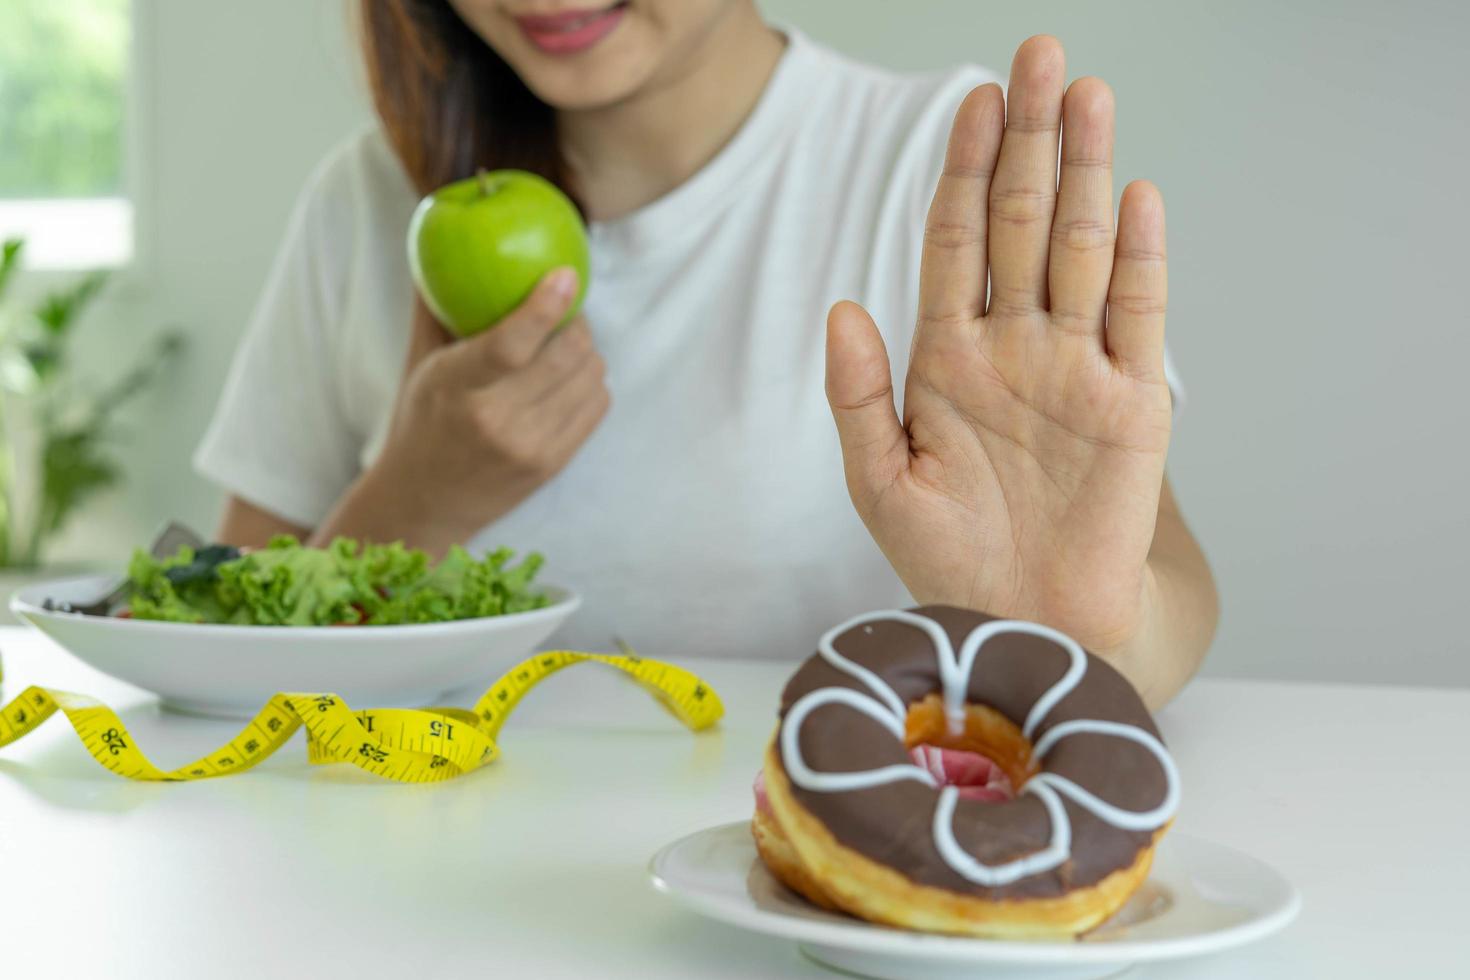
[54,0,374,558]
[61,0,1470,686]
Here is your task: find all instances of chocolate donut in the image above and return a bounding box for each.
[756,605,1180,937]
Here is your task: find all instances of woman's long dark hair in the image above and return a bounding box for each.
[357,1,571,198]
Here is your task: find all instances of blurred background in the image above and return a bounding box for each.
[1,0,1465,685]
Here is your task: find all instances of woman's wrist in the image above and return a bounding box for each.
[1095,565,1167,706]
[308,454,478,557]
[1102,556,1215,712]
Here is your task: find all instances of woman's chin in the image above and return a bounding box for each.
[520,70,647,112]
[503,43,653,112]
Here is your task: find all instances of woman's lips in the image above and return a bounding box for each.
[515,4,627,55]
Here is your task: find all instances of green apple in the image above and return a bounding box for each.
[407,169,590,337]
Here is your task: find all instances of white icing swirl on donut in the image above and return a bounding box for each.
[780,687,938,793]
[780,610,1181,887]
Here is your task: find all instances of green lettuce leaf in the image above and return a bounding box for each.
[126,536,549,626]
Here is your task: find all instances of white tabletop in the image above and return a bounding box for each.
[0,625,1464,978]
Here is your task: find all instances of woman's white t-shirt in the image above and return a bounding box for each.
[196,30,1180,660]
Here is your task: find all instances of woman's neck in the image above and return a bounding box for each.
[557,7,785,222]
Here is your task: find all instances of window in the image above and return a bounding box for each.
[0,0,132,269]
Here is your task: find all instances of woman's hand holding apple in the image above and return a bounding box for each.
[320,268,609,556]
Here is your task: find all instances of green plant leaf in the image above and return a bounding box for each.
[34,269,107,336]
[37,426,120,536]
[0,234,185,564]
[0,238,22,303]
[21,338,60,380]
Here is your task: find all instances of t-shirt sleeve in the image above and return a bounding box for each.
[898,66,1186,416]
[192,150,362,527]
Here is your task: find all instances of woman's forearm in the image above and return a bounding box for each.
[216,495,310,549]
[306,461,471,558]
[217,465,488,557]
[1106,480,1220,711]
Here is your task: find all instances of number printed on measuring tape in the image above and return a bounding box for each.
[0,650,723,784]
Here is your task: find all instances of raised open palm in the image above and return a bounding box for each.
[827,36,1173,655]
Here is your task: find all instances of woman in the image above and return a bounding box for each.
[196,0,1217,707]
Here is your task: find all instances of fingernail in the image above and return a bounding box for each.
[548,267,578,300]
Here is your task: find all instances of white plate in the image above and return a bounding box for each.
[649,822,1300,980]
[11,573,580,717]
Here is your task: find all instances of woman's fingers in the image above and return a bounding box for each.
[403,300,452,380]
[987,35,1066,315]
[1106,180,1168,379]
[1049,77,1116,336]
[528,344,609,436]
[917,83,1004,328]
[541,362,612,463]
[472,334,607,476]
[825,301,908,510]
[522,317,600,405]
[477,314,602,420]
[439,267,580,388]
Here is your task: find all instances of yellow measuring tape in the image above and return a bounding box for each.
[0,649,722,783]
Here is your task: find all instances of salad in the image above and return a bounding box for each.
[123,536,550,626]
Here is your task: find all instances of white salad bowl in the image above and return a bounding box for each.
[10,573,580,717]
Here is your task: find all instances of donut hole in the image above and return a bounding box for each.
[903,693,1040,800]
